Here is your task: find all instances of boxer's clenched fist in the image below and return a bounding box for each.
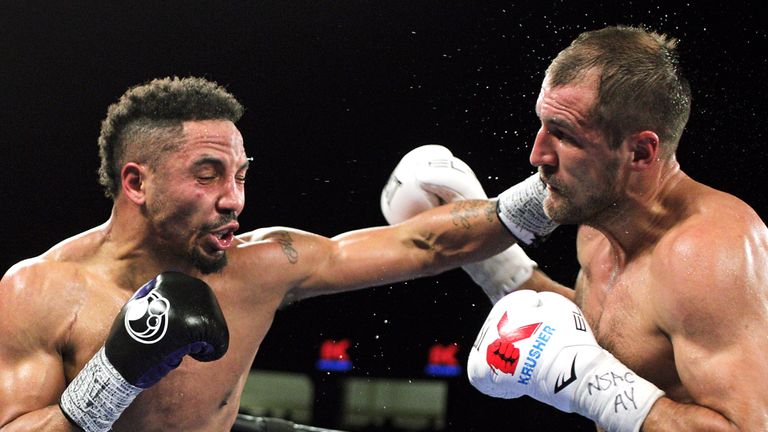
[380,144,485,225]
[380,145,539,303]
[468,290,664,432]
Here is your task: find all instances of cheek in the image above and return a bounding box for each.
[155,190,206,222]
[559,154,593,183]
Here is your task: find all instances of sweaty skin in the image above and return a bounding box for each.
[524,73,768,431]
[0,120,514,431]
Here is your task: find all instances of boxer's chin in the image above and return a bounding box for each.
[543,195,582,225]
[189,247,228,275]
[543,195,567,223]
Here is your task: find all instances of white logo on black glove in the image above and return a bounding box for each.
[124,291,170,344]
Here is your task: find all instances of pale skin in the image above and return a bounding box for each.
[0,120,514,431]
[522,70,768,430]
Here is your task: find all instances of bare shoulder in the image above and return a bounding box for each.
[234,226,331,264]
[651,187,768,334]
[0,257,87,353]
[0,226,108,350]
[655,186,767,282]
[229,226,335,297]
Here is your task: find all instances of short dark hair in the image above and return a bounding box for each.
[546,25,691,158]
[97,76,244,199]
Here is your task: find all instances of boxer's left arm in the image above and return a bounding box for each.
[241,199,516,302]
[639,220,768,431]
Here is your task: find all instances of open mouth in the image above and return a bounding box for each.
[207,223,239,251]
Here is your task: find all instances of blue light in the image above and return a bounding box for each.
[316,359,353,372]
[425,364,461,377]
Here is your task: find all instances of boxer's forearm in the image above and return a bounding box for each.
[1,406,78,432]
[321,200,513,292]
[401,199,516,271]
[642,397,740,432]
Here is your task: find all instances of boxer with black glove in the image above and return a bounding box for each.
[59,271,229,432]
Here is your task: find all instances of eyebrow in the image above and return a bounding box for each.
[192,156,252,171]
[544,116,577,131]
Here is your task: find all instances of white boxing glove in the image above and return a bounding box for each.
[380,145,537,303]
[380,144,484,224]
[468,290,664,432]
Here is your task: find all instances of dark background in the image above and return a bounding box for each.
[1,1,765,430]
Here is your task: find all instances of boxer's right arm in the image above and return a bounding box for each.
[0,264,76,431]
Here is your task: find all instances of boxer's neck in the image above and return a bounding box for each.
[101,202,200,291]
[584,159,685,265]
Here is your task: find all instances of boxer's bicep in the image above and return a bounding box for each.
[655,236,768,428]
[0,337,69,428]
[663,300,765,429]
[0,270,72,428]
[294,225,434,297]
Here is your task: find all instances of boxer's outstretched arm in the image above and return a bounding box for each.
[326,199,515,295]
[640,220,768,431]
[243,199,516,301]
[0,265,77,431]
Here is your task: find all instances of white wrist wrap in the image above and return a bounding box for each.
[548,346,664,432]
[59,347,143,432]
[496,174,558,245]
[462,244,537,304]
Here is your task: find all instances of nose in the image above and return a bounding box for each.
[529,126,558,168]
[216,178,245,216]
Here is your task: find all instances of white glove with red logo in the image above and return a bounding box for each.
[380,145,537,303]
[468,290,664,432]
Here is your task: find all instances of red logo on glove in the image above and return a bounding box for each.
[486,313,541,375]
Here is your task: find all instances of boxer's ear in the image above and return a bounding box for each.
[627,131,659,171]
[121,162,146,205]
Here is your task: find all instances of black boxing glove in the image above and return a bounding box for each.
[59,271,229,431]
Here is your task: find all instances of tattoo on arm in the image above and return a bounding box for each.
[412,232,436,251]
[275,232,299,264]
[450,201,497,228]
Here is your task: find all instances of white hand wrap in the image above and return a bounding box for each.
[380,145,537,302]
[468,291,664,432]
[462,244,537,304]
[496,174,558,245]
[59,347,142,432]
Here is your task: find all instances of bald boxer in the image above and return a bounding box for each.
[0,77,551,431]
[383,26,768,431]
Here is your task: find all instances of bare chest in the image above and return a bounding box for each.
[576,255,682,395]
[64,277,281,431]
[114,357,247,431]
